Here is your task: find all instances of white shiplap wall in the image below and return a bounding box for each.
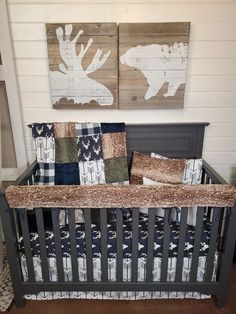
[7,0,236,185]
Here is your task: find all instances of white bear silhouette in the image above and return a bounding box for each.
[120,42,188,99]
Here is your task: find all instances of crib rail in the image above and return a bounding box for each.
[5,184,236,209]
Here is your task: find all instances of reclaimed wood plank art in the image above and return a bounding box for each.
[46,23,118,109]
[119,22,190,109]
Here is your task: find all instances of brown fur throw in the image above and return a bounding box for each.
[5,184,236,209]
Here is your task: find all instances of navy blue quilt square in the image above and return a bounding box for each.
[77,134,103,162]
[31,123,54,138]
[101,123,125,134]
[55,162,80,185]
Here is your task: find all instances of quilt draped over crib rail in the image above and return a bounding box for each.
[29,122,129,186]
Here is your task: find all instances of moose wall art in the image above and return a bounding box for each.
[46,22,190,110]
[46,23,118,109]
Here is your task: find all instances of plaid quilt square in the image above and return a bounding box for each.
[34,137,55,163]
[76,122,101,137]
[54,122,76,138]
[31,123,54,138]
[34,163,55,185]
[104,157,129,184]
[55,138,78,163]
[79,160,105,185]
[77,134,103,162]
[102,132,127,159]
[55,163,80,185]
[101,123,125,134]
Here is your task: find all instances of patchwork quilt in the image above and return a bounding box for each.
[30,122,129,186]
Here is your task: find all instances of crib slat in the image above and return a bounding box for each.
[84,209,93,282]
[116,208,123,282]
[35,208,50,282]
[201,168,206,184]
[19,209,35,282]
[68,209,79,282]
[218,207,227,250]
[175,207,188,282]
[205,207,221,282]
[190,207,205,282]
[161,208,171,282]
[51,209,64,282]
[100,208,108,282]
[131,208,139,282]
[146,208,156,282]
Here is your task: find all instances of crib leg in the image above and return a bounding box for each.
[216,204,236,308]
[0,198,25,308]
[14,296,25,308]
[216,294,227,308]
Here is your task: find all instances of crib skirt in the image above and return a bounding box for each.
[21,254,217,300]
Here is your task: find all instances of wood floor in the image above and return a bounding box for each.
[2,264,236,314]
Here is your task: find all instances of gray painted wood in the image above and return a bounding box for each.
[35,208,50,282]
[175,208,188,282]
[100,208,108,282]
[84,209,93,282]
[19,209,35,282]
[126,123,209,163]
[68,210,79,282]
[51,209,64,282]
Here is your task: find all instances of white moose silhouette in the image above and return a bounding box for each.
[50,24,114,106]
[120,42,188,100]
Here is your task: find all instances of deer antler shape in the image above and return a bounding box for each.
[50,24,114,106]
[56,24,85,72]
[85,49,111,75]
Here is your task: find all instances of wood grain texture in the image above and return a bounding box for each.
[46,23,118,109]
[119,22,190,109]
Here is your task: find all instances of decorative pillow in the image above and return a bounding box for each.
[130,151,185,185]
[151,152,203,185]
[149,153,203,225]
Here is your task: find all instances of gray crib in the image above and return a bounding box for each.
[1,123,236,308]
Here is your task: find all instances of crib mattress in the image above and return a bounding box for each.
[19,213,212,259]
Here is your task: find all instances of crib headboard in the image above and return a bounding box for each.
[126,123,209,162]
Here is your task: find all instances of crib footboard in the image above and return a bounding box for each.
[1,187,236,308]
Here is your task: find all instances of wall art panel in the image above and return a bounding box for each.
[119,22,190,109]
[46,23,118,109]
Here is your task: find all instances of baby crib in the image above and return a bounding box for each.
[1,123,236,308]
